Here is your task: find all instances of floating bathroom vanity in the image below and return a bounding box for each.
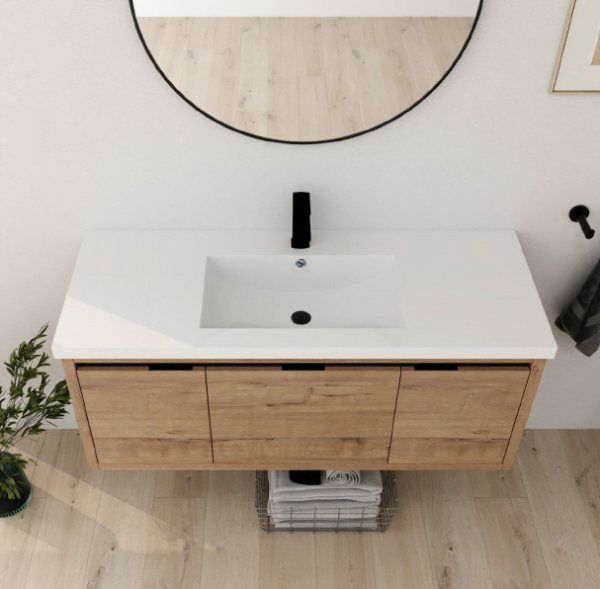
[52,231,557,472]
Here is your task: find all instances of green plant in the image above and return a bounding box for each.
[0,325,71,500]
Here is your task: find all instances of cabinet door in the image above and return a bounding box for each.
[206,366,401,466]
[389,366,530,466]
[78,366,212,468]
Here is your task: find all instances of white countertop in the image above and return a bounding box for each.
[52,230,557,360]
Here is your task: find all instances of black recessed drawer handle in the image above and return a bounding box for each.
[281,364,326,371]
[148,364,194,371]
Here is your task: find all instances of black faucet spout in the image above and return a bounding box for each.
[291,192,311,249]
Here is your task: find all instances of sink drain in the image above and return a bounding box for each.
[291,311,311,325]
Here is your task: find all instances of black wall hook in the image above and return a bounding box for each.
[569,205,595,239]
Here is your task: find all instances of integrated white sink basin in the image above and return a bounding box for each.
[51,231,559,359]
[200,255,406,328]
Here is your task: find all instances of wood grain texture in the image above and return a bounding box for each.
[390,366,530,465]
[207,366,400,464]
[476,497,552,589]
[61,359,99,469]
[72,358,538,364]
[95,438,213,469]
[23,430,63,498]
[154,470,209,498]
[78,366,210,440]
[234,18,269,137]
[23,431,105,589]
[84,470,157,589]
[371,472,434,589]
[315,533,376,589]
[141,498,206,589]
[392,438,511,466]
[266,17,299,141]
[66,360,542,471]
[260,534,317,589]
[3,431,600,589]
[518,430,600,589]
[200,471,260,589]
[0,499,46,589]
[418,471,494,589]
[394,367,530,439]
[104,459,528,471]
[78,366,212,467]
[212,438,393,466]
[469,461,527,498]
[502,360,546,468]
[137,16,474,141]
[559,430,600,559]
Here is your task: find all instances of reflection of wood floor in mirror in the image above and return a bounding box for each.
[138,17,474,142]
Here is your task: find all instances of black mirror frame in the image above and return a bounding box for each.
[129,0,484,145]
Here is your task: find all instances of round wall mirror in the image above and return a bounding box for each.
[131,1,483,144]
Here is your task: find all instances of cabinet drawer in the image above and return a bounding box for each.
[78,366,212,468]
[389,366,530,466]
[206,366,401,465]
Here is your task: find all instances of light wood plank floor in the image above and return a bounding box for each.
[2,430,599,589]
[137,17,474,142]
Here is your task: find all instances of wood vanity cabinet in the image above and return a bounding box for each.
[388,366,531,466]
[76,366,212,469]
[206,366,401,466]
[63,360,545,471]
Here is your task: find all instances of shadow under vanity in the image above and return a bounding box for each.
[52,229,556,472]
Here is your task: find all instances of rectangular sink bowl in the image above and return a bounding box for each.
[200,255,406,328]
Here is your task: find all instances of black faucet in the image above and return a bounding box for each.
[291,192,311,249]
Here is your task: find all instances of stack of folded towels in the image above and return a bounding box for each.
[267,470,383,529]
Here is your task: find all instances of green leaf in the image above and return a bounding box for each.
[1,324,71,460]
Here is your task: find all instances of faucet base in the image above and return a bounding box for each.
[291,239,310,249]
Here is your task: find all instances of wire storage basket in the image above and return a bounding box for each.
[255,471,398,533]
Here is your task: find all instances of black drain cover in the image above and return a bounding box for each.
[291,311,311,325]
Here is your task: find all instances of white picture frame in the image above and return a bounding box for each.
[550,0,600,93]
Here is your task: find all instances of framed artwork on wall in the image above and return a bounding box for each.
[551,0,600,93]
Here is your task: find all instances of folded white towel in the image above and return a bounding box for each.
[323,470,361,487]
[274,518,378,530]
[268,500,380,522]
[268,471,383,502]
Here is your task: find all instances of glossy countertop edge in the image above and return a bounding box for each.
[51,230,559,361]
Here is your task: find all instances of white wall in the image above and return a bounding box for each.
[134,0,480,17]
[1,0,599,429]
